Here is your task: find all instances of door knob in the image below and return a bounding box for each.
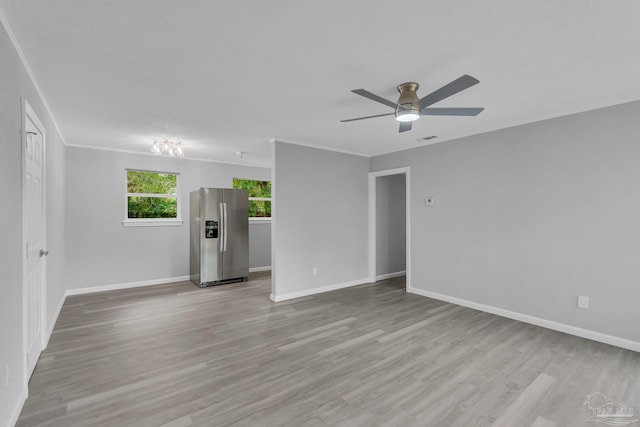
[39,249,49,257]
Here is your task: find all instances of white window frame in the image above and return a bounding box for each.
[249,198,273,222]
[249,196,272,222]
[233,178,272,221]
[122,169,183,227]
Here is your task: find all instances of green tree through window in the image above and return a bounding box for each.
[127,170,179,219]
[233,178,271,218]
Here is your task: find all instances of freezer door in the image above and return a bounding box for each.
[199,188,224,284]
[189,190,201,284]
[222,189,249,280]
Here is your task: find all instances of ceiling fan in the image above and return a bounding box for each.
[341,74,484,133]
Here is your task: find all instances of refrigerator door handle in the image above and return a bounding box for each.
[219,202,225,251]
[223,202,228,252]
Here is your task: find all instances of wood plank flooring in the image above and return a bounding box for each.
[16,273,640,426]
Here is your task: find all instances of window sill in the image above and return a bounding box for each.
[249,217,272,223]
[122,219,183,228]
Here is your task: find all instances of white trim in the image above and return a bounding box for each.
[7,386,28,427]
[0,9,67,146]
[406,171,411,293]
[375,270,406,281]
[249,217,271,223]
[249,266,272,273]
[45,293,66,349]
[232,178,272,220]
[122,219,183,227]
[409,287,640,353]
[269,138,369,158]
[65,142,269,168]
[270,278,369,302]
[65,275,190,296]
[126,192,177,199]
[22,99,48,389]
[124,169,182,223]
[369,167,412,177]
[270,140,277,298]
[368,167,411,292]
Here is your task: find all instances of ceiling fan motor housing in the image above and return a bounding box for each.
[397,82,420,105]
[395,82,421,120]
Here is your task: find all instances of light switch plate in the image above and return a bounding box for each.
[425,196,435,206]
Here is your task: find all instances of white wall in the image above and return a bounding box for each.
[371,100,640,344]
[272,141,369,300]
[376,174,406,278]
[0,18,67,427]
[65,147,270,290]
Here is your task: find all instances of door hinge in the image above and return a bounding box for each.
[26,243,29,258]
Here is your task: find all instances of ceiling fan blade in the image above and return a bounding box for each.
[352,89,402,109]
[418,74,480,110]
[421,107,485,116]
[340,112,395,122]
[399,122,412,133]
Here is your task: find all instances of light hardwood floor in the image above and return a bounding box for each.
[17,273,640,426]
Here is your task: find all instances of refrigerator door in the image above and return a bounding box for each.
[199,188,224,284]
[222,189,249,280]
[189,190,201,285]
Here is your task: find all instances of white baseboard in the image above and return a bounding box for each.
[65,275,190,296]
[7,385,27,427]
[375,270,406,281]
[45,294,66,348]
[410,287,640,353]
[271,277,369,302]
[249,266,271,273]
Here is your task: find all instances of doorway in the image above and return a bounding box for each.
[22,100,47,381]
[368,167,410,291]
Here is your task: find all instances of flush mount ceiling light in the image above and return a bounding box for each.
[152,140,184,157]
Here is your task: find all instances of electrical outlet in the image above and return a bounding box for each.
[577,295,589,309]
[312,267,318,276]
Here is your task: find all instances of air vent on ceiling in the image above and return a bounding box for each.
[417,136,438,141]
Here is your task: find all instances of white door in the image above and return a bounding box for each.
[24,104,46,379]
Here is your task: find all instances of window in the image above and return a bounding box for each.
[232,178,271,219]
[124,170,182,226]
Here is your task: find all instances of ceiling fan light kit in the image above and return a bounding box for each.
[395,109,420,122]
[341,74,485,133]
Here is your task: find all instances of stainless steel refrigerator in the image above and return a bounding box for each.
[190,188,249,287]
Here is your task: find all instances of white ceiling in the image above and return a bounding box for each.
[2,1,640,167]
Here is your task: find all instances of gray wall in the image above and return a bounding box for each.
[249,221,271,270]
[272,141,369,297]
[371,100,640,343]
[65,147,270,290]
[376,174,406,277]
[0,19,67,426]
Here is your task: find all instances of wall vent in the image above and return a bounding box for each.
[417,136,438,141]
